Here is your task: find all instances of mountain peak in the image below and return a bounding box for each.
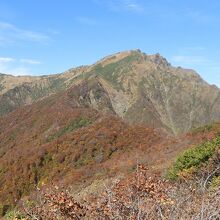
[148,53,170,66]
[0,50,219,135]
[100,49,171,67]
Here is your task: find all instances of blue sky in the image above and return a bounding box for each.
[0,0,219,86]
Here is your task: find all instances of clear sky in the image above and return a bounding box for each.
[0,0,219,87]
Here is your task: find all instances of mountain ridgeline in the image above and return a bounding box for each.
[0,49,220,135]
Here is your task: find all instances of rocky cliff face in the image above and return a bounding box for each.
[0,50,220,134]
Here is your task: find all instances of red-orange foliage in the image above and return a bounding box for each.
[21,165,172,219]
[21,164,220,219]
[1,83,219,212]
[0,89,165,208]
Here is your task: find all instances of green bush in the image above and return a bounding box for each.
[166,136,220,180]
[4,209,25,219]
[210,176,220,190]
[56,118,91,136]
[47,117,92,142]
[0,204,10,217]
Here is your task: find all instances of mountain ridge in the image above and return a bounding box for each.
[0,49,220,135]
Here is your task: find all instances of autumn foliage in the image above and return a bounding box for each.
[18,162,220,220]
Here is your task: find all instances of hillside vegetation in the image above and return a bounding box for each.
[0,50,220,218]
[167,135,220,180]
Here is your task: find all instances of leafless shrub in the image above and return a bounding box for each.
[21,164,220,220]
